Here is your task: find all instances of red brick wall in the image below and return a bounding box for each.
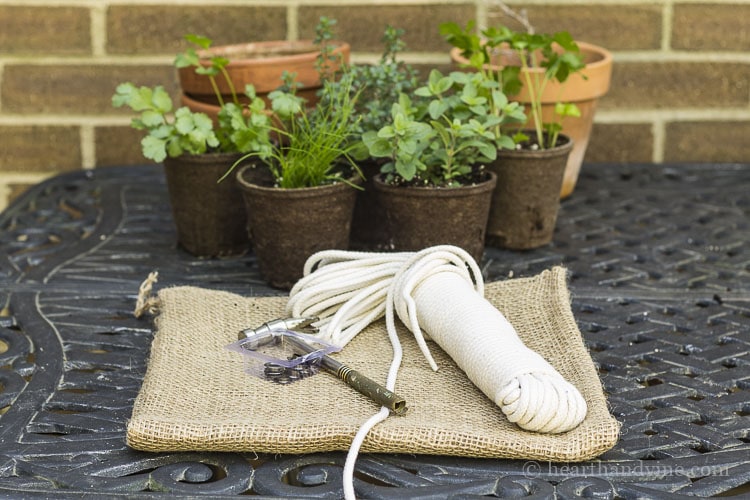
[1,1,748,209]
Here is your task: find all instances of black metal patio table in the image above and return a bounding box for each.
[1,162,749,498]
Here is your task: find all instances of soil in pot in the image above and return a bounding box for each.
[163,152,250,257]
[236,164,359,289]
[372,171,497,262]
[486,135,573,250]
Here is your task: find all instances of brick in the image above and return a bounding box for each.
[486,4,662,51]
[0,126,81,172]
[664,121,750,163]
[606,62,750,109]
[0,6,90,55]
[585,123,654,163]
[106,6,287,55]
[298,4,475,52]
[1,64,174,115]
[673,4,750,51]
[95,126,157,167]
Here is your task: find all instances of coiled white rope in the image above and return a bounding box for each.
[287,245,587,499]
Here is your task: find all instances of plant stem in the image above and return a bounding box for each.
[208,74,225,107]
[219,66,239,105]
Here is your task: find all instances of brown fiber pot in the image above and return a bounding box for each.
[486,135,573,250]
[163,152,250,257]
[372,171,497,263]
[451,41,612,198]
[235,164,360,289]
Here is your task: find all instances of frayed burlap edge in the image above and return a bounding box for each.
[127,266,620,461]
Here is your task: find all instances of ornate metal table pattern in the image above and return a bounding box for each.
[1,163,748,498]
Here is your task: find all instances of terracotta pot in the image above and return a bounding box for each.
[485,134,573,250]
[450,41,612,198]
[178,39,350,99]
[235,164,359,289]
[163,152,250,257]
[372,172,497,262]
[179,93,284,141]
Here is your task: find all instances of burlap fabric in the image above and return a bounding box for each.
[127,266,620,461]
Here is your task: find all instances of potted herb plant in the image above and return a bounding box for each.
[176,17,350,121]
[362,69,525,261]
[441,17,597,249]
[325,25,419,250]
[441,7,612,199]
[111,77,272,258]
[231,72,363,289]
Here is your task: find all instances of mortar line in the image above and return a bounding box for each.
[80,125,96,169]
[662,0,674,52]
[89,3,107,57]
[287,3,298,41]
[652,119,666,163]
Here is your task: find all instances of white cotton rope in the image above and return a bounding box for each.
[287,245,587,500]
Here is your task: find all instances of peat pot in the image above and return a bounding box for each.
[486,135,573,250]
[163,152,250,257]
[372,171,497,262]
[235,164,359,289]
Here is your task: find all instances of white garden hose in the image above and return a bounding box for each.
[287,245,587,499]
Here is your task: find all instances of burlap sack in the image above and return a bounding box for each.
[127,266,620,461]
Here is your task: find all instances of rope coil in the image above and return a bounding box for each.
[288,246,587,498]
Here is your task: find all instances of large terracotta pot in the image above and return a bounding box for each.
[451,41,612,198]
[486,134,573,250]
[235,164,359,289]
[163,152,250,257]
[372,172,497,262]
[179,39,350,104]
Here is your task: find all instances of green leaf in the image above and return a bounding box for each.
[413,86,432,97]
[496,135,516,150]
[555,102,581,118]
[141,136,168,162]
[174,111,195,135]
[174,48,200,68]
[363,132,392,157]
[428,99,447,120]
[185,34,213,49]
[140,110,165,128]
[151,87,173,113]
[395,158,416,180]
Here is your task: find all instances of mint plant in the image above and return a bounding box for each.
[363,69,525,187]
[440,20,585,149]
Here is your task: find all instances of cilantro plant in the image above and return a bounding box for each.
[113,33,276,164]
[174,34,238,107]
[112,82,272,163]
[440,21,585,149]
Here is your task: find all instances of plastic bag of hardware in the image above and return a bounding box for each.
[226,330,341,384]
